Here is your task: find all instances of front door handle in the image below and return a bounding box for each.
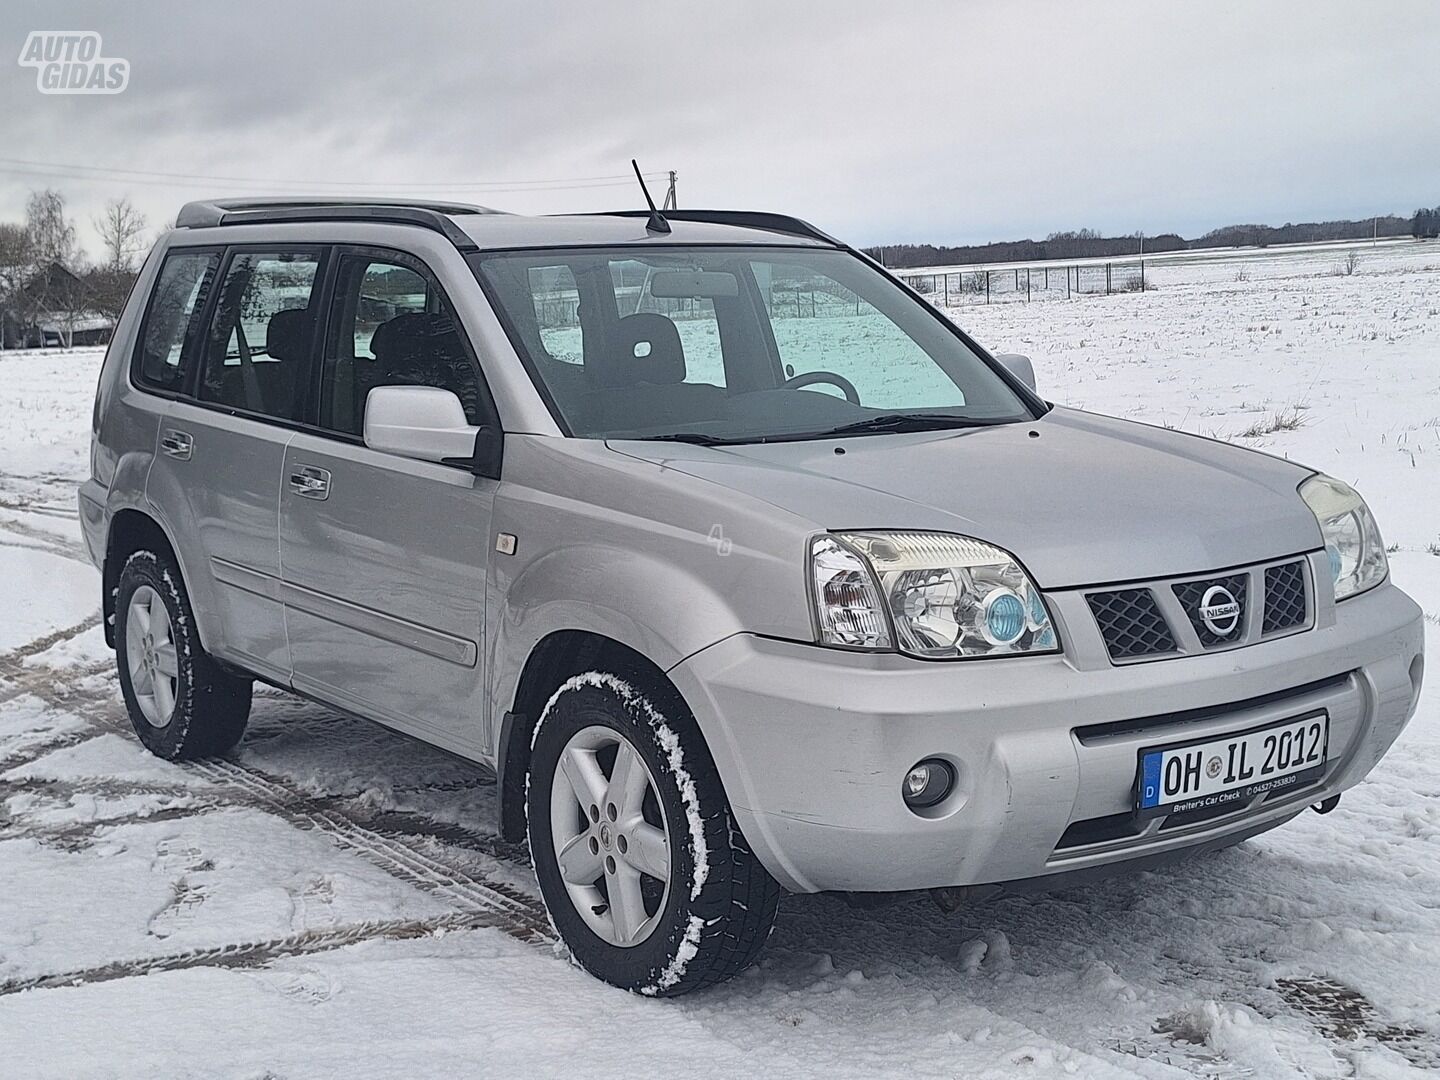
[289,464,331,500]
[160,429,193,460]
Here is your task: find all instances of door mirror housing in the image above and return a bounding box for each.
[364,386,480,466]
[995,353,1036,393]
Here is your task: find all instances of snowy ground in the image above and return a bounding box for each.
[1,246,1438,1078]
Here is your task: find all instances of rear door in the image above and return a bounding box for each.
[146,246,325,682]
[278,248,496,757]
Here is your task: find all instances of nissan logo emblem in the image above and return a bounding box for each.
[1198,585,1242,637]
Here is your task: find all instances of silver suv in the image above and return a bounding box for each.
[82,198,1425,995]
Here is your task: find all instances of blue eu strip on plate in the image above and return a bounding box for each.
[1140,752,1163,809]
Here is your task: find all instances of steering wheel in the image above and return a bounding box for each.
[782,370,860,405]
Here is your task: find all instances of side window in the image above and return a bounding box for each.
[759,260,966,409]
[527,264,582,365]
[608,258,724,386]
[198,251,322,421]
[319,253,486,437]
[135,251,218,392]
[352,261,429,358]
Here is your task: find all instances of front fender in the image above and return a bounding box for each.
[486,543,750,756]
[483,435,819,756]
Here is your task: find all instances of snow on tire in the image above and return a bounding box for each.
[114,549,251,760]
[526,670,780,995]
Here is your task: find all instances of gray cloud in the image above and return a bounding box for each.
[1,0,1437,258]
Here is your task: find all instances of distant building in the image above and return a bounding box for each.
[0,262,115,349]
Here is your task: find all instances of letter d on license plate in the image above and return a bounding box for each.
[1136,711,1328,818]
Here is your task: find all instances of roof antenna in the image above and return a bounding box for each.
[632,159,671,234]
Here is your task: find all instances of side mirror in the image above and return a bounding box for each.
[995,353,1036,393]
[364,386,479,466]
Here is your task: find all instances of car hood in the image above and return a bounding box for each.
[610,407,1322,589]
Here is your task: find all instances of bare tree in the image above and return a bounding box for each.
[10,191,89,348]
[0,223,36,350]
[51,270,93,348]
[15,190,78,343]
[93,197,148,273]
[87,197,150,323]
[25,189,78,268]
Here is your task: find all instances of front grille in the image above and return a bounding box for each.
[1173,573,1249,647]
[1087,589,1176,660]
[1263,560,1308,634]
[1083,557,1313,664]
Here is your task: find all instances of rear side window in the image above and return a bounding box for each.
[134,251,218,392]
[198,251,322,422]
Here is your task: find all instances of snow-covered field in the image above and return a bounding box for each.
[1,248,1438,1078]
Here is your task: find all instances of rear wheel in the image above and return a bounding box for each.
[115,550,251,759]
[527,671,780,995]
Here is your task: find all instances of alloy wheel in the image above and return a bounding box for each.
[125,584,179,728]
[548,724,672,947]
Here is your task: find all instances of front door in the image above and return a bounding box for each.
[278,250,495,756]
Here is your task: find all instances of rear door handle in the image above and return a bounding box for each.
[289,464,331,500]
[160,429,193,460]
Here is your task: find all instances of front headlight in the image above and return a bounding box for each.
[809,531,1058,659]
[1299,474,1387,601]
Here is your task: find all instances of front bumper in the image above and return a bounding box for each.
[669,576,1425,893]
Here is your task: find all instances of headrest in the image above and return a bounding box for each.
[266,307,313,363]
[370,312,461,364]
[594,313,685,389]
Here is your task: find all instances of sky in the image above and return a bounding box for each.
[1,0,1438,260]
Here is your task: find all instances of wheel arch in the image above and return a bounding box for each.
[497,629,684,844]
[102,507,185,648]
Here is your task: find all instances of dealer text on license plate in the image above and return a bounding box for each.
[1137,711,1328,817]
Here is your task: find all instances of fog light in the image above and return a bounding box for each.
[902,759,953,808]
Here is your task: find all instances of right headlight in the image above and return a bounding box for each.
[1299,474,1387,601]
[809,531,1059,659]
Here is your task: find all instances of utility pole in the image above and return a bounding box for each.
[663,170,677,211]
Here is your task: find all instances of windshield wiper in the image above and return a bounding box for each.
[634,414,1005,448]
[640,432,742,446]
[809,413,1007,439]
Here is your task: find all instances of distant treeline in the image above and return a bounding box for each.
[867,213,1425,268]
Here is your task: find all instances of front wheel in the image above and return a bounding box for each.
[526,671,780,995]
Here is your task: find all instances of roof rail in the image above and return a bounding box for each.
[174,198,505,252]
[577,209,842,246]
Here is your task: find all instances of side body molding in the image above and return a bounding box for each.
[210,557,478,667]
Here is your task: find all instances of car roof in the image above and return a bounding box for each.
[454,213,833,250]
[173,199,839,252]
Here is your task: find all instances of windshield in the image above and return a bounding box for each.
[470,245,1035,443]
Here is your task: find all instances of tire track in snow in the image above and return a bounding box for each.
[0,513,88,563]
[182,756,549,938]
[4,612,103,663]
[1,602,555,990]
[0,912,504,997]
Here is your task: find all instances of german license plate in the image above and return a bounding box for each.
[1136,711,1329,818]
